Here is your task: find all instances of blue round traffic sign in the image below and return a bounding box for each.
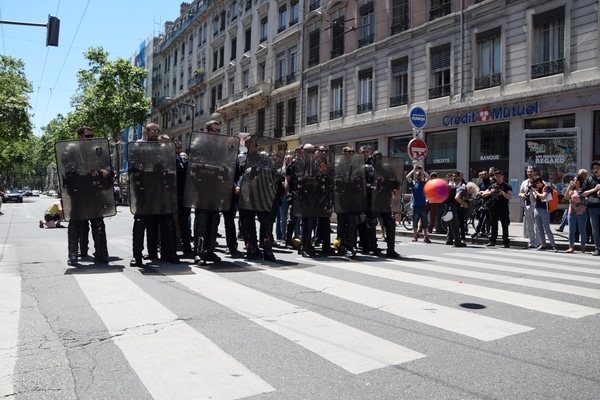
[409,106,427,129]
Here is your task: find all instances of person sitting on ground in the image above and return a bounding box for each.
[40,200,64,228]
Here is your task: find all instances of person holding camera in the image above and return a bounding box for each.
[564,175,587,253]
[531,175,558,252]
[481,169,512,248]
[519,165,539,248]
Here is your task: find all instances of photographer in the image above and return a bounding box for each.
[472,169,493,238]
[481,169,512,248]
[519,165,539,248]
[531,175,557,252]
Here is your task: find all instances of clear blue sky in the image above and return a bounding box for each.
[0,0,179,136]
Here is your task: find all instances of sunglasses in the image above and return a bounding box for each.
[147,129,160,133]
[83,134,94,138]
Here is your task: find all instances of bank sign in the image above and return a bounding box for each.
[441,101,539,127]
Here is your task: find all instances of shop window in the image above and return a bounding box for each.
[469,123,509,180]
[424,130,457,173]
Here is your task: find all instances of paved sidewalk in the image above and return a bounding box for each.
[394,221,589,252]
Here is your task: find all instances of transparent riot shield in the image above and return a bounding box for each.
[292,148,333,218]
[372,157,405,213]
[183,132,239,211]
[238,136,287,212]
[128,142,177,215]
[55,138,116,221]
[333,153,367,213]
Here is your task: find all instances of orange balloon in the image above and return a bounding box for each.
[424,178,450,203]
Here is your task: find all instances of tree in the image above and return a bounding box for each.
[71,47,150,142]
[0,55,34,189]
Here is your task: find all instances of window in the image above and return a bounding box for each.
[475,27,502,89]
[229,77,235,95]
[257,108,265,136]
[357,68,373,114]
[278,5,287,33]
[241,113,249,132]
[197,26,203,47]
[429,43,451,99]
[331,17,345,58]
[307,86,318,125]
[308,30,320,67]
[330,78,343,120]
[423,130,457,172]
[230,37,237,61]
[358,3,375,48]
[220,11,226,31]
[430,0,452,21]
[260,17,268,42]
[286,98,296,135]
[391,0,409,35]
[232,1,238,21]
[259,62,266,82]
[390,57,408,107]
[242,69,249,88]
[290,0,299,26]
[532,6,565,79]
[288,49,298,83]
[309,1,321,12]
[244,28,251,52]
[469,123,510,180]
[213,16,219,37]
[275,102,284,138]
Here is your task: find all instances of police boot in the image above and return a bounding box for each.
[91,220,109,263]
[384,219,400,258]
[67,225,79,266]
[263,237,276,262]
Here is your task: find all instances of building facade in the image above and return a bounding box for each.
[149,0,600,220]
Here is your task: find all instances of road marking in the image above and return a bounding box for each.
[257,267,533,342]
[170,270,425,374]
[0,254,20,398]
[74,273,274,400]
[314,261,598,318]
[403,255,600,300]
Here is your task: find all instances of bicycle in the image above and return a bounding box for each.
[399,198,413,231]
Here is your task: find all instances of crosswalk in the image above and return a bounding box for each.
[2,243,599,399]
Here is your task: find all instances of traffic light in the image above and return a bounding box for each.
[46,15,59,47]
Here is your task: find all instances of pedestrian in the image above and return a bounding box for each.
[531,175,558,252]
[581,160,600,256]
[564,175,587,253]
[481,169,512,248]
[519,165,539,248]
[39,200,64,228]
[405,165,431,243]
[445,182,479,247]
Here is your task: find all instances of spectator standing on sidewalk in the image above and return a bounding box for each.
[564,175,587,253]
[406,165,431,243]
[481,169,512,248]
[531,176,558,252]
[582,160,600,255]
[519,165,539,248]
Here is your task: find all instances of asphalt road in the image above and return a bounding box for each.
[1,196,599,400]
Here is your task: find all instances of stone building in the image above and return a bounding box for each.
[149,0,600,220]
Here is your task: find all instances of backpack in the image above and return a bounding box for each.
[546,185,559,212]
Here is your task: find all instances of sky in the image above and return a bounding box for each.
[0,0,180,136]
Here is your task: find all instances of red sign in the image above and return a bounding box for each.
[407,138,428,161]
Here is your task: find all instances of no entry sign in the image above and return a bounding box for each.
[407,138,428,161]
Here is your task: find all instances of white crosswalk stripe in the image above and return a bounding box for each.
[169,270,426,374]
[0,246,20,399]
[74,272,275,400]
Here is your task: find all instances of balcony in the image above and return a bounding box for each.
[475,73,502,90]
[429,3,452,21]
[531,58,565,79]
[428,84,450,99]
[274,127,283,138]
[285,125,295,136]
[306,115,318,125]
[329,109,343,120]
[358,34,374,48]
[357,103,372,114]
[391,19,410,35]
[390,94,408,107]
[331,47,344,59]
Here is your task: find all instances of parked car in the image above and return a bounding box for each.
[32,190,40,196]
[4,190,24,203]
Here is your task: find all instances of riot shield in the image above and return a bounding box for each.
[372,157,405,213]
[128,142,177,215]
[55,138,116,221]
[183,132,239,211]
[333,153,367,213]
[292,148,333,218]
[238,136,287,212]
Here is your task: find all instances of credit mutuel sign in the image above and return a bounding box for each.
[441,101,540,127]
